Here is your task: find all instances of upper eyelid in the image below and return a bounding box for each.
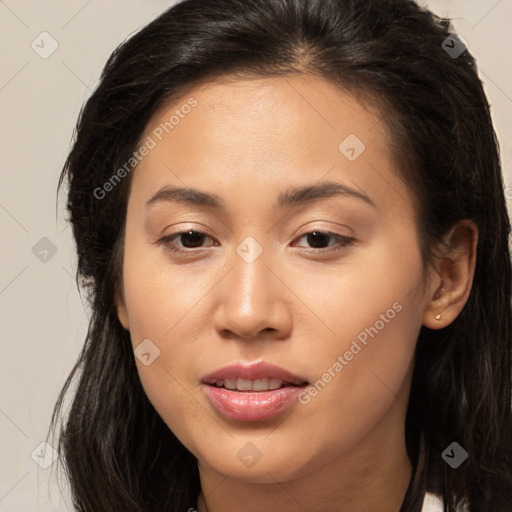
[161,219,353,238]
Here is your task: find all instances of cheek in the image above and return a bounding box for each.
[289,298,421,476]
[124,284,206,456]
[292,236,424,421]
[297,229,424,360]
[119,242,202,431]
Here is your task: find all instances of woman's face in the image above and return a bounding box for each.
[116,74,432,483]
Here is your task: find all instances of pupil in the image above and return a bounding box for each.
[181,230,204,248]
[307,231,329,248]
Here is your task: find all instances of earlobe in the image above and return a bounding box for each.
[422,220,478,329]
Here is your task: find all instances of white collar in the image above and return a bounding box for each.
[421,492,444,512]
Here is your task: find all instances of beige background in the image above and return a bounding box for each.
[0,1,510,510]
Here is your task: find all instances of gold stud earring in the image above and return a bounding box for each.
[435,314,442,320]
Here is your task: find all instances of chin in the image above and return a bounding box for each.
[196,440,316,484]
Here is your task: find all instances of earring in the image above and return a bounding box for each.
[435,314,442,320]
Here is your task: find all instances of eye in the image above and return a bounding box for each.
[291,230,354,252]
[158,230,217,254]
[157,228,354,255]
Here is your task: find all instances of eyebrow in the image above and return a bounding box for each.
[145,181,377,210]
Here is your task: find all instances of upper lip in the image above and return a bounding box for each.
[201,361,309,386]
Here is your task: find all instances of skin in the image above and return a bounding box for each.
[115,74,477,512]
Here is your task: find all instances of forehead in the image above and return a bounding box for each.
[129,74,411,217]
[160,74,384,149]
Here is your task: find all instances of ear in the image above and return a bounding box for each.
[422,219,478,329]
[114,285,130,331]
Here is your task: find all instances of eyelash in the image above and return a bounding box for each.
[157,229,354,255]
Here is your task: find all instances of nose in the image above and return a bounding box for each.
[212,240,293,341]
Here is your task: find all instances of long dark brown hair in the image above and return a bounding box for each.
[49,0,512,510]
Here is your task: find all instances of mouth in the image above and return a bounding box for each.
[201,361,309,390]
[205,378,307,391]
[201,361,310,421]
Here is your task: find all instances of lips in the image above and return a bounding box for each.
[201,361,309,388]
[201,362,310,421]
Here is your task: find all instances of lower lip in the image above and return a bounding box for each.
[203,384,306,421]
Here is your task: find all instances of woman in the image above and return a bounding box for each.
[49,0,512,510]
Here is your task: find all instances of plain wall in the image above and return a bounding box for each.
[1,1,510,510]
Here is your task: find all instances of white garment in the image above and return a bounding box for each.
[421,492,444,512]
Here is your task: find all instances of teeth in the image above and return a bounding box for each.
[252,378,270,391]
[237,378,253,391]
[269,378,284,390]
[223,379,237,390]
[217,378,287,391]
